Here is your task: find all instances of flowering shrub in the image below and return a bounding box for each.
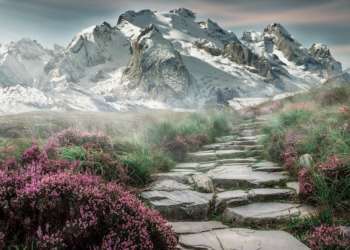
[45,129,129,184]
[0,144,177,249]
[308,225,350,250]
[338,105,350,115]
[298,168,314,198]
[281,131,303,172]
[46,129,112,151]
[318,155,344,172]
[282,145,298,172]
[163,134,209,161]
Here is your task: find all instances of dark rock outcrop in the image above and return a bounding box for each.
[122,25,193,104]
[223,42,274,79]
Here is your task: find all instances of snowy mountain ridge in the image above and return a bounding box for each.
[0,8,345,114]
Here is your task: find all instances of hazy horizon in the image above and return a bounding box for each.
[0,0,349,68]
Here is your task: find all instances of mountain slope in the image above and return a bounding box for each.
[0,8,344,114]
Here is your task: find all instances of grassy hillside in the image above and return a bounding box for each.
[253,84,350,248]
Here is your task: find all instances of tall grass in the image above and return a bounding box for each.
[260,84,350,248]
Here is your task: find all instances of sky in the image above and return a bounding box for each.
[0,0,349,68]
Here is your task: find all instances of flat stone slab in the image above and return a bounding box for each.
[215,149,247,159]
[235,135,261,141]
[190,174,215,193]
[287,181,300,194]
[248,188,295,201]
[187,149,247,162]
[147,179,191,191]
[141,190,213,220]
[215,190,249,212]
[152,171,198,183]
[187,150,217,162]
[251,161,284,172]
[239,129,258,137]
[170,221,228,234]
[215,188,295,212]
[207,164,288,188]
[216,135,236,143]
[203,143,263,151]
[223,202,316,224]
[230,140,259,146]
[216,157,257,164]
[174,162,218,172]
[178,228,309,250]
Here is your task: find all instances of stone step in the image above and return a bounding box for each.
[203,143,263,151]
[216,157,257,164]
[250,161,285,172]
[228,140,259,146]
[152,171,197,184]
[141,188,213,221]
[236,129,261,137]
[187,149,250,162]
[223,202,317,225]
[216,135,237,143]
[173,162,219,172]
[177,228,309,250]
[170,221,228,235]
[215,188,295,212]
[287,181,300,194]
[207,164,289,188]
[235,135,263,141]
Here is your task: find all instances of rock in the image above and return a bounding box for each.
[223,202,316,224]
[251,161,284,172]
[178,228,309,250]
[299,154,313,169]
[263,23,342,78]
[223,42,274,78]
[215,135,236,143]
[187,150,217,162]
[198,19,239,45]
[207,164,288,188]
[215,190,249,212]
[170,221,228,234]
[152,171,196,183]
[216,157,257,164]
[309,43,342,78]
[194,40,222,56]
[174,162,218,172]
[248,188,295,201]
[191,174,215,193]
[287,181,300,194]
[121,25,193,105]
[147,179,191,191]
[187,149,247,162]
[215,149,246,159]
[141,190,213,220]
[170,8,196,19]
[340,226,350,238]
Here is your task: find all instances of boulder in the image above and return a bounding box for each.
[299,154,313,169]
[141,189,213,220]
[191,174,215,193]
[178,228,309,250]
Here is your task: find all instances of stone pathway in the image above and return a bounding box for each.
[141,118,315,249]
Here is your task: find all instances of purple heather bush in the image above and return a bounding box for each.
[308,225,350,250]
[0,134,177,249]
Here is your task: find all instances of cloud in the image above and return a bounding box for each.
[3,0,350,26]
[188,0,350,27]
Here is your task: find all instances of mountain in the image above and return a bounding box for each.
[0,8,344,114]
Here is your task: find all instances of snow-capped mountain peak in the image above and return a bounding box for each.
[0,8,345,114]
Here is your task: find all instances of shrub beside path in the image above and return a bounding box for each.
[141,117,317,250]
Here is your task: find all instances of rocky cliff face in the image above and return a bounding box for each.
[122,25,193,105]
[0,39,53,87]
[0,8,345,114]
